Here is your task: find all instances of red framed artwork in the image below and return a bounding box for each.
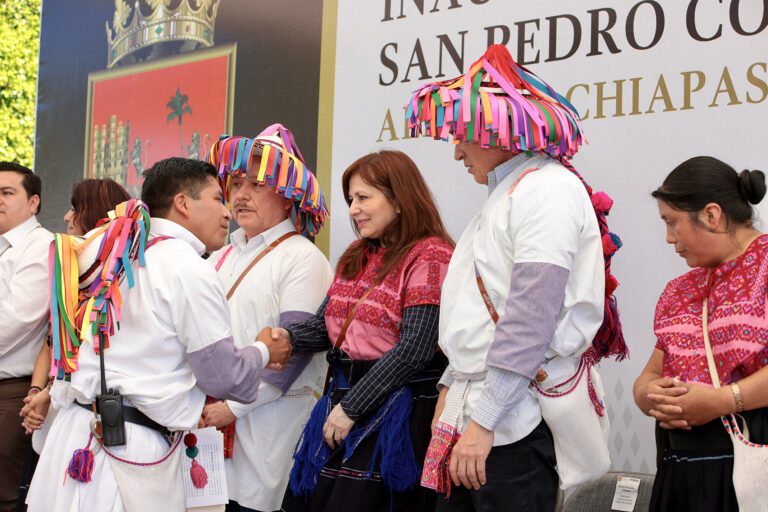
[83,43,236,196]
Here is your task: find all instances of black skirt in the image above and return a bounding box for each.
[650,409,768,512]
[281,353,445,512]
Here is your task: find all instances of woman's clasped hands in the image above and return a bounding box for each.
[643,376,735,430]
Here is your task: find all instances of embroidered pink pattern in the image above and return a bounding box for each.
[655,235,768,385]
[421,421,459,496]
[325,237,453,360]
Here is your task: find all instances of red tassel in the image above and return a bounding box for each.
[602,233,619,257]
[190,459,208,488]
[66,434,95,483]
[591,191,613,214]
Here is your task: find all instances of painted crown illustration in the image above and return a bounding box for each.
[106,0,220,68]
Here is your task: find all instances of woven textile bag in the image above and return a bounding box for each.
[105,434,186,512]
[474,267,611,490]
[721,415,768,511]
[533,359,611,490]
[701,295,768,511]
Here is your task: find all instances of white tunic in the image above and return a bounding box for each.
[439,154,605,446]
[210,218,332,511]
[27,218,259,512]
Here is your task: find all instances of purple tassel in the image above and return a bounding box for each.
[67,434,95,483]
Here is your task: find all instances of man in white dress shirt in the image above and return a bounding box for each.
[0,162,52,512]
[26,157,292,512]
[202,126,332,512]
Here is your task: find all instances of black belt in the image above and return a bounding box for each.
[76,400,170,438]
[661,419,732,451]
[327,348,447,387]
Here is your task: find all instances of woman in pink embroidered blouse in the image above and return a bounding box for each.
[278,150,454,512]
[634,156,768,512]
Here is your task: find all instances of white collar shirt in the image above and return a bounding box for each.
[0,215,53,378]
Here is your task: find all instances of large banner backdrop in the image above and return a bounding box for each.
[327,0,768,473]
[35,0,323,232]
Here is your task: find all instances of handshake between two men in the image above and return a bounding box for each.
[199,326,296,428]
[259,326,293,371]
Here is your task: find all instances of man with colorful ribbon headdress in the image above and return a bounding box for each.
[201,125,332,512]
[26,158,292,512]
[407,45,626,510]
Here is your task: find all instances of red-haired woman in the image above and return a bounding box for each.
[21,179,130,434]
[279,150,454,512]
[62,179,132,235]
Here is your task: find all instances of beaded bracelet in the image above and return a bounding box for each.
[27,386,42,396]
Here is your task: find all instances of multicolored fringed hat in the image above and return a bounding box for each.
[205,124,328,236]
[406,44,585,160]
[49,199,153,379]
[406,45,627,364]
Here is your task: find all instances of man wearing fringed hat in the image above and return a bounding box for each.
[200,125,333,512]
[408,45,626,510]
[27,158,292,512]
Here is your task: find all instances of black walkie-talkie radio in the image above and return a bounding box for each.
[96,333,126,446]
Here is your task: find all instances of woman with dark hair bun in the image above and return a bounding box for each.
[21,179,130,434]
[279,150,454,512]
[634,156,768,511]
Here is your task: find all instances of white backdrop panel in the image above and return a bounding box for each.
[331,0,768,473]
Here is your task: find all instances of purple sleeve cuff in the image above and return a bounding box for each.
[261,310,315,392]
[187,335,263,403]
[485,262,569,380]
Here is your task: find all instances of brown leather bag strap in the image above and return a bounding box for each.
[334,285,375,349]
[322,285,375,394]
[475,263,499,324]
[226,231,297,300]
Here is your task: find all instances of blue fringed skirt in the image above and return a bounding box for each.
[281,358,444,512]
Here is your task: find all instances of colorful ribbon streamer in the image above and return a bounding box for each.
[49,199,153,379]
[205,124,328,236]
[405,44,585,160]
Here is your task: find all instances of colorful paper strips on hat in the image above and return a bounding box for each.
[405,44,585,160]
[206,124,328,236]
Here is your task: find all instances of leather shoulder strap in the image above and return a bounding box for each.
[333,285,374,349]
[475,264,499,324]
[321,284,375,394]
[226,231,297,301]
